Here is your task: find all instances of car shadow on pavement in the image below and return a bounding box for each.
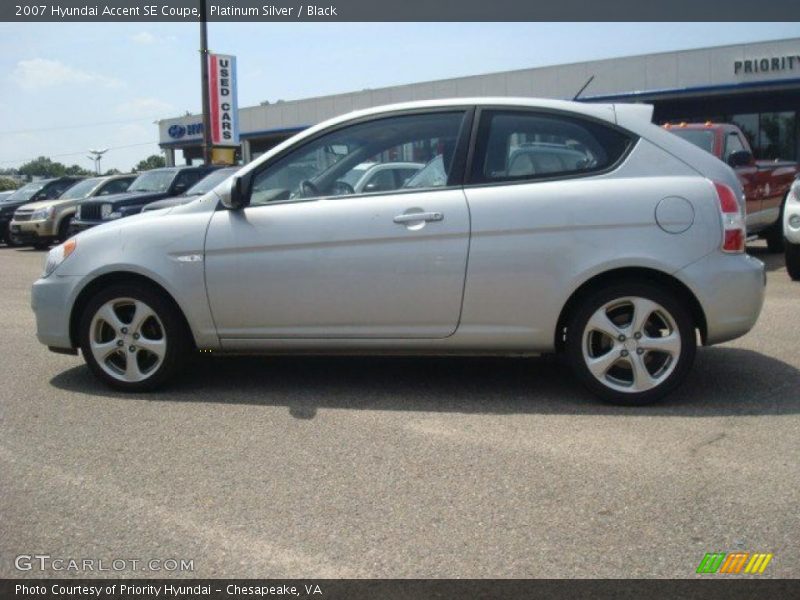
[50,346,800,418]
[747,245,785,272]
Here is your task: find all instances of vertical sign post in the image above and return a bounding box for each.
[199,0,212,164]
[207,53,239,148]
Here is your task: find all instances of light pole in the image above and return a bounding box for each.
[199,0,212,165]
[87,148,108,175]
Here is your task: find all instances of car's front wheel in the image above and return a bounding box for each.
[79,284,190,391]
[565,283,696,405]
[786,241,800,281]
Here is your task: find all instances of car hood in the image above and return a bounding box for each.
[16,197,78,211]
[82,190,170,207]
[143,195,199,211]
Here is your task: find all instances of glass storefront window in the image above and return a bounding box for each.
[729,112,797,161]
[759,112,796,160]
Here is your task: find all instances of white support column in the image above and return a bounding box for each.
[241,139,252,164]
[163,147,175,167]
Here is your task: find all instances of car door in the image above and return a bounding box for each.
[204,109,472,340]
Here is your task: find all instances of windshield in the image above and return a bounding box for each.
[4,181,48,202]
[128,170,177,193]
[670,129,715,154]
[185,168,238,195]
[58,178,101,200]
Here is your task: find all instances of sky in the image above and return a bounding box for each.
[0,22,798,172]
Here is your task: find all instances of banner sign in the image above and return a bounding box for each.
[207,53,239,147]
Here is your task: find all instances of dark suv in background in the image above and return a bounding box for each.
[70,166,219,233]
[0,177,84,246]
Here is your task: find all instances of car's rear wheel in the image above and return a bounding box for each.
[786,241,800,281]
[565,283,696,405]
[79,284,190,391]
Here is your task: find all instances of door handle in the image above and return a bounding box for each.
[393,211,444,224]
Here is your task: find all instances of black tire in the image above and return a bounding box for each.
[78,283,191,392]
[33,242,50,250]
[764,196,787,253]
[786,241,800,281]
[565,282,696,405]
[57,216,73,243]
[4,225,24,247]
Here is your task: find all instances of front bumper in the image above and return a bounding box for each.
[9,219,57,243]
[676,252,766,346]
[69,219,102,235]
[31,274,81,350]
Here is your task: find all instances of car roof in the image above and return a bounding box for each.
[236,97,641,180]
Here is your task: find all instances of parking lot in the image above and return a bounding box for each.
[0,242,798,579]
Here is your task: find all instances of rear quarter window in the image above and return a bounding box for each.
[471,110,634,184]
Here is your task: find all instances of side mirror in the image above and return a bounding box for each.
[727,150,754,168]
[221,174,251,210]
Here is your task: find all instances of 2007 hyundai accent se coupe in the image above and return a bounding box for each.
[31,98,766,404]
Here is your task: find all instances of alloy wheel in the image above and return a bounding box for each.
[581,296,681,394]
[89,298,167,383]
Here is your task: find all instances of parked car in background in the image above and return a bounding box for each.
[32,98,765,404]
[784,177,800,280]
[665,122,799,252]
[142,167,239,212]
[1,177,84,246]
[10,174,135,249]
[335,161,424,195]
[70,166,219,233]
[0,191,13,203]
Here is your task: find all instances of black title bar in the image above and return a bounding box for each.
[4,0,800,22]
[3,579,800,600]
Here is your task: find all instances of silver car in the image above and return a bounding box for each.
[31,98,765,404]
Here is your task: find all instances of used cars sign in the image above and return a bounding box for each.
[208,53,239,146]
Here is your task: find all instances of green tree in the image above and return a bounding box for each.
[65,164,92,176]
[0,176,18,191]
[133,154,166,172]
[103,168,122,176]
[18,156,67,178]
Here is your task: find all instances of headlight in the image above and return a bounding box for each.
[100,203,122,220]
[30,206,54,221]
[43,239,77,278]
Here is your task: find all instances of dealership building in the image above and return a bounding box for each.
[158,36,800,165]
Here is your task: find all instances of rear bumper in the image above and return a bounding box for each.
[676,252,766,345]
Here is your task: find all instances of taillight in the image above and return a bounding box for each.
[713,181,745,253]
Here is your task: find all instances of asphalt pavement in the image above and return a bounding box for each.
[1,242,798,578]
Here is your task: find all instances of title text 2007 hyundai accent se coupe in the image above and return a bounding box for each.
[31,98,765,404]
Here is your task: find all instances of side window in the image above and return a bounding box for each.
[174,170,204,191]
[98,179,132,196]
[46,180,75,199]
[362,169,395,193]
[249,111,466,205]
[471,111,632,184]
[725,133,746,162]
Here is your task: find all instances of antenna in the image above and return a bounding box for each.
[573,75,595,101]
